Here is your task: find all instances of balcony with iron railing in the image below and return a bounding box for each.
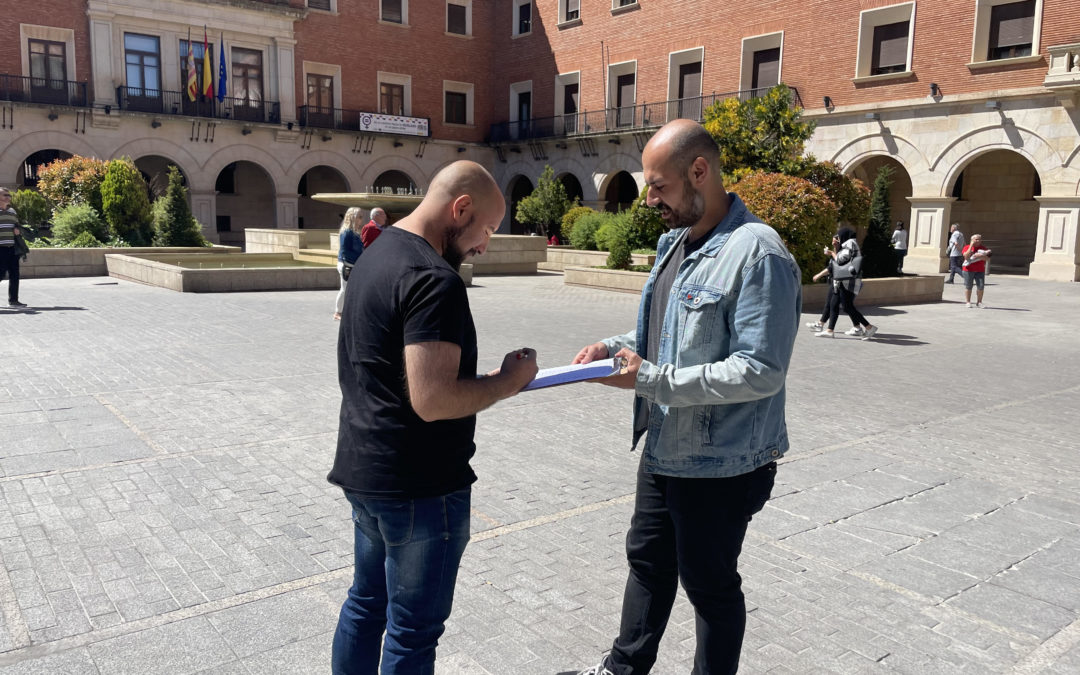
[298,105,431,137]
[0,74,88,107]
[115,86,281,124]
[488,86,801,143]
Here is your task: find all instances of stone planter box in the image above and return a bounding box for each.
[245,228,339,254]
[20,246,241,279]
[468,235,546,275]
[565,265,946,307]
[105,253,339,293]
[540,248,656,272]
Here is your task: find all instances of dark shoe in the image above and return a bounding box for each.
[8,301,27,307]
[944,279,954,284]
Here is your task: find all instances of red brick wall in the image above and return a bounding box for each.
[0,2,93,98]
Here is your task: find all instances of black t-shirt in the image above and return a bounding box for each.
[329,227,479,498]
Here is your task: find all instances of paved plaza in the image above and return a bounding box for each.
[0,271,1079,674]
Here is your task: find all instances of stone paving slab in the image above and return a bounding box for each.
[0,273,1078,673]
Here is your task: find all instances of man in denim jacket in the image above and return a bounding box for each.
[575,120,801,675]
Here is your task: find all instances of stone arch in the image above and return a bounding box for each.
[110,138,199,182]
[201,144,288,193]
[592,153,643,197]
[507,174,535,234]
[0,131,98,185]
[284,151,359,192]
[358,155,428,192]
[932,125,1060,198]
[828,132,926,186]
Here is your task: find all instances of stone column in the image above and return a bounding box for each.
[190,190,219,244]
[88,13,117,107]
[904,197,955,275]
[1029,197,1080,281]
[276,193,299,229]
[273,37,297,124]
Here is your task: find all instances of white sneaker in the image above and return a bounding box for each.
[976,303,985,308]
[966,302,972,308]
[861,325,878,340]
[844,327,864,336]
[806,321,824,331]
[815,330,834,338]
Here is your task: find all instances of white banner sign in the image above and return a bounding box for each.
[357,112,429,137]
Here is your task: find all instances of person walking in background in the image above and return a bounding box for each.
[817,228,878,340]
[962,233,991,308]
[945,223,965,283]
[0,188,27,308]
[891,221,908,276]
[806,251,863,336]
[360,207,388,249]
[334,207,364,321]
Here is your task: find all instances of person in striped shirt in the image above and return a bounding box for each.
[0,187,27,308]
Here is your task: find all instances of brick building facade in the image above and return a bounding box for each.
[2,0,1079,278]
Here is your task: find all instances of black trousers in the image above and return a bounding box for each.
[827,284,867,331]
[607,459,777,675]
[0,247,19,303]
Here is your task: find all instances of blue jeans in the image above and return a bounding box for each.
[332,488,471,675]
[606,460,777,675]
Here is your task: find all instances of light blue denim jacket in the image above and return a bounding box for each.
[601,194,802,477]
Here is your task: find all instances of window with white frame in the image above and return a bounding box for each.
[302,61,341,126]
[443,80,474,125]
[447,1,471,36]
[554,71,580,133]
[381,0,408,25]
[612,0,638,12]
[667,47,704,121]
[21,25,77,86]
[972,0,1040,63]
[377,71,412,116]
[607,60,637,128]
[307,0,334,11]
[509,80,532,138]
[559,0,581,24]
[513,0,532,36]
[740,32,783,94]
[855,3,915,79]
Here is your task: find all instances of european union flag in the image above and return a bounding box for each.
[217,34,227,102]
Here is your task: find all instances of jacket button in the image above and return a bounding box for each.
[770,449,779,457]
[693,297,700,304]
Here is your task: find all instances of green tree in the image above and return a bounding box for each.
[626,185,666,251]
[51,203,109,245]
[702,84,816,180]
[101,158,154,246]
[560,205,594,245]
[802,161,870,230]
[515,166,570,238]
[861,165,896,278]
[153,166,210,247]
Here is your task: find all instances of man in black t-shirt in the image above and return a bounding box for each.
[329,161,538,675]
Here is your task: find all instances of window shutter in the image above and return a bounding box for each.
[567,0,580,13]
[873,21,910,71]
[991,0,1035,48]
[308,0,331,10]
[752,48,780,89]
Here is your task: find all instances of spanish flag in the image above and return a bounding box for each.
[202,27,213,99]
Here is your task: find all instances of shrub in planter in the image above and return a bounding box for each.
[802,161,870,230]
[731,172,837,283]
[861,165,896,278]
[626,186,665,251]
[66,231,105,248]
[102,158,154,246]
[560,205,594,244]
[515,165,570,239]
[569,210,607,250]
[36,155,108,214]
[606,232,634,270]
[153,166,210,247]
[11,190,49,231]
[51,203,109,245]
[594,212,632,252]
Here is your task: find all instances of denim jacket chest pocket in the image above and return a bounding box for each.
[676,286,727,352]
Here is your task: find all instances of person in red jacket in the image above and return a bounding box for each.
[962,233,991,308]
[360,207,388,248]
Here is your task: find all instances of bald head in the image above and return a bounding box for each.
[427,160,502,207]
[645,119,720,176]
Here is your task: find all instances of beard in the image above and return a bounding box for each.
[441,216,472,271]
[657,181,705,230]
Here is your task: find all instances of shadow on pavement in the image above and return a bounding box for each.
[0,305,88,314]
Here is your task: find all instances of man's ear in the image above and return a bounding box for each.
[451,194,473,223]
[690,156,709,187]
